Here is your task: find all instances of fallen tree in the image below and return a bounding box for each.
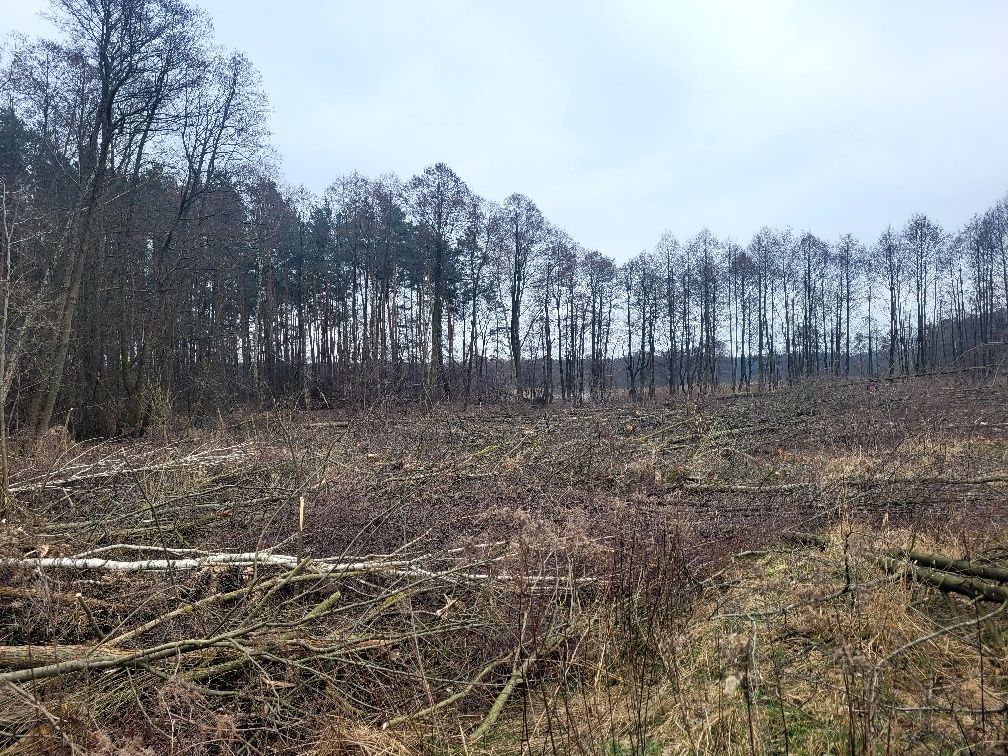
[877,556,1008,603]
[790,531,1008,603]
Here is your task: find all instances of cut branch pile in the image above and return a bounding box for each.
[1,534,614,752]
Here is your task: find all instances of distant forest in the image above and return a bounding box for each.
[1,0,1007,436]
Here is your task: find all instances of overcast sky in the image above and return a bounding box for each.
[4,1,1007,260]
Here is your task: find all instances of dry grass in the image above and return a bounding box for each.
[637,521,1008,754]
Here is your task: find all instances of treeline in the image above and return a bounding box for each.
[1,0,1007,437]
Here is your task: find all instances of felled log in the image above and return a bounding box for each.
[0,644,130,670]
[0,629,252,685]
[886,549,1008,584]
[0,552,588,590]
[0,552,364,572]
[877,557,1008,604]
[788,531,1008,603]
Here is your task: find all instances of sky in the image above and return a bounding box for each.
[3,0,1007,261]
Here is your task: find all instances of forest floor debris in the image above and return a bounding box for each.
[1,379,1006,754]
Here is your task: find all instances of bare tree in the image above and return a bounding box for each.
[502,193,545,398]
[407,163,469,401]
[26,0,208,433]
[902,214,943,372]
